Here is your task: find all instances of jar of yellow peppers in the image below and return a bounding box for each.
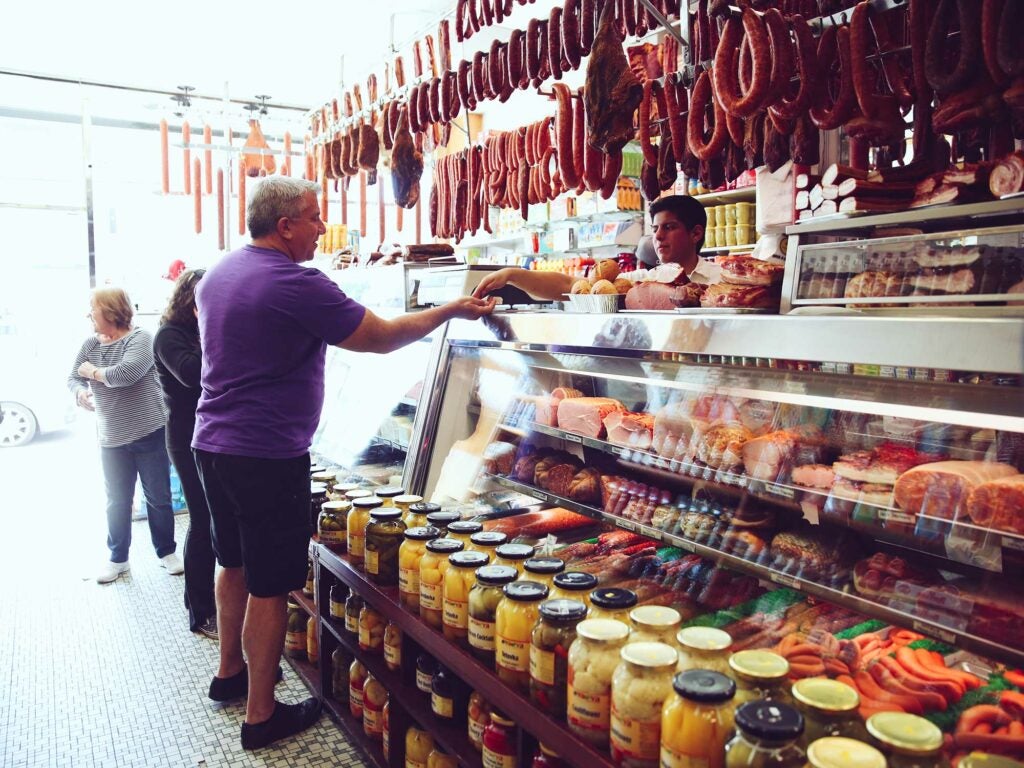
[419,538,464,628]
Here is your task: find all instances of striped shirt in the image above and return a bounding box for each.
[66,327,167,448]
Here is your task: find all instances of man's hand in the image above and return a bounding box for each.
[472,268,514,300]
[446,295,498,319]
[78,361,97,380]
[76,390,95,411]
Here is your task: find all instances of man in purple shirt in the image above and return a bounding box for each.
[194,176,495,750]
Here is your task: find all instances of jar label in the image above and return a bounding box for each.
[399,567,420,595]
[384,641,401,668]
[349,682,364,717]
[320,528,346,548]
[416,669,433,693]
[359,625,372,648]
[443,597,468,629]
[468,717,486,747]
[284,631,306,655]
[364,707,382,736]
[611,703,660,763]
[482,748,517,768]
[349,532,365,558]
[330,600,345,619]
[529,646,556,686]
[345,614,359,633]
[568,680,610,732]
[365,549,380,575]
[496,635,529,672]
[660,744,710,768]
[432,692,454,718]
[468,617,496,651]
[420,582,442,610]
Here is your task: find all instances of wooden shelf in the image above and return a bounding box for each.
[316,544,617,768]
[291,589,317,618]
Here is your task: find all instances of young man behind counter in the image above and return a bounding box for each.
[472,194,707,301]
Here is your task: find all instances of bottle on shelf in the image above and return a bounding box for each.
[481,711,517,768]
[399,526,441,610]
[724,701,806,768]
[344,592,363,637]
[628,606,681,647]
[318,499,349,552]
[791,678,868,747]
[567,618,631,749]
[365,508,406,586]
[550,571,598,607]
[306,614,318,666]
[443,550,490,645]
[383,621,402,672]
[675,626,732,676]
[349,659,367,719]
[805,737,886,768]
[406,725,435,768]
[589,588,638,624]
[468,565,519,665]
[347,495,383,565]
[660,669,736,768]
[363,673,387,741]
[532,744,566,768]
[431,664,467,724]
[406,501,441,529]
[331,645,351,700]
[494,543,536,576]
[303,559,315,598]
[495,580,549,694]
[521,556,565,590]
[467,690,491,752]
[416,653,437,695]
[358,603,384,654]
[420,538,464,629]
[729,650,792,707]
[610,642,678,768]
[284,600,307,659]
[865,712,948,768]
[530,598,588,718]
[329,583,348,620]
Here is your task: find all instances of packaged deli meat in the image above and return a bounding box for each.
[603,411,656,450]
[535,387,584,428]
[556,397,626,439]
[893,461,1019,519]
[965,474,1024,534]
[740,425,824,482]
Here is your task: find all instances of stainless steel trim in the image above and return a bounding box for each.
[785,198,1024,235]
[796,222,1024,250]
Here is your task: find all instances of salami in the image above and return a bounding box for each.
[713,9,772,118]
[688,70,728,162]
[458,59,476,111]
[664,74,688,163]
[548,7,564,81]
[552,84,580,188]
[563,0,582,69]
[508,29,525,90]
[926,0,982,95]
[997,0,1024,78]
[810,25,858,131]
[600,148,622,200]
[850,1,903,130]
[768,15,819,122]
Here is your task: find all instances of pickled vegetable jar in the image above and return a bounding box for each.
[676,626,732,675]
[791,678,866,747]
[530,598,587,717]
[399,526,441,609]
[806,737,886,768]
[285,601,307,659]
[551,571,598,607]
[363,673,387,740]
[349,659,367,719]
[383,621,402,671]
[303,559,315,597]
[444,550,490,643]
[347,496,383,563]
[494,542,535,574]
[589,588,638,623]
[661,670,736,768]
[468,565,518,664]
[495,580,549,693]
[310,482,328,531]
[331,646,351,699]
[729,650,792,706]
[866,712,948,768]
[306,614,318,665]
[420,538,464,628]
[311,469,336,489]
[425,509,460,532]
[358,604,384,653]
[329,583,348,620]
[482,711,517,768]
[394,493,423,517]
[431,664,466,723]
[957,755,1024,768]
[405,501,439,529]
[318,499,349,551]
[725,701,805,768]
[428,746,458,768]
[405,726,434,768]
[522,557,565,589]
[331,481,360,501]
[344,592,363,636]
[345,488,373,503]
[469,530,508,556]
[416,653,436,694]
[610,641,679,768]
[628,606,681,646]
[447,520,483,547]
[568,618,631,748]
[376,485,405,507]
[468,690,491,752]
[365,508,406,585]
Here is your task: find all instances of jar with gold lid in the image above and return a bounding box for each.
[345,488,373,503]
[469,530,508,556]
[365,508,406,585]
[394,493,423,517]
[729,650,792,706]
[628,606,681,647]
[806,737,886,768]
[405,725,434,768]
[311,469,336,489]
[496,580,549,693]
[444,550,490,644]
[567,618,631,748]
[522,557,566,590]
[468,565,518,665]
[676,626,732,676]
[331,480,360,501]
[551,572,598,607]
[447,520,483,547]
[318,499,349,551]
[866,712,949,768]
[420,538,464,628]
[399,526,441,609]
[375,485,405,507]
[495,543,536,575]
[792,678,867,747]
[589,588,638,624]
[347,496,382,564]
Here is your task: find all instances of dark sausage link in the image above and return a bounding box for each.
[549,7,564,81]
[581,0,596,56]
[508,29,524,89]
[688,70,728,161]
[927,0,982,94]
[472,51,489,103]
[997,0,1024,78]
[536,21,551,84]
[870,6,914,111]
[768,15,819,121]
[489,40,505,96]
[810,25,858,130]
[563,0,582,69]
[712,9,772,118]
[526,18,542,81]
[600,148,623,200]
[458,59,476,111]
[981,0,1005,86]
[456,0,468,42]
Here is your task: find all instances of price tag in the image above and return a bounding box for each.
[1002,536,1024,552]
[534,492,549,503]
[564,433,582,444]
[770,572,801,590]
[640,526,663,542]
[913,621,957,645]
[616,519,636,532]
[765,483,795,500]
[878,509,916,525]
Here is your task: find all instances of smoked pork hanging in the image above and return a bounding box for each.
[242,119,276,177]
[583,0,643,154]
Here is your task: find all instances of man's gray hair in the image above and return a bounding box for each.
[246,176,320,238]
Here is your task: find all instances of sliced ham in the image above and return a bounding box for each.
[791,463,836,490]
[893,461,1019,519]
[556,397,625,438]
[652,402,703,461]
[603,411,655,450]
[966,474,1024,534]
[742,426,824,482]
[625,282,677,310]
[536,387,584,427]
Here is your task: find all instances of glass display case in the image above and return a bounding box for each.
[409,312,1024,674]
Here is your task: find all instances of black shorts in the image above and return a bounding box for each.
[194,449,310,598]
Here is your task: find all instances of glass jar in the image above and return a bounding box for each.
[426,509,460,532]
[344,592,363,636]
[447,520,484,547]
[589,588,638,623]
[331,645,351,699]
[285,601,307,659]
[567,618,631,748]
[482,711,517,768]
[428,746,458,768]
[331,480,360,501]
[306,614,318,665]
[628,606,681,647]
[382,701,391,761]
[661,670,736,768]
[345,488,374,503]
[676,626,733,676]
[729,650,792,706]
[399,526,441,610]
[376,485,405,507]
[792,678,867,747]
[394,493,424,517]
[610,641,679,768]
[407,501,441,529]
[318,499,350,551]
[866,712,948,768]
[416,653,436,694]
[431,665,466,723]
[347,496,383,564]
[358,604,384,653]
[406,725,435,768]
[365,508,406,585]
[363,673,387,741]
[495,543,536,575]
[958,755,1023,768]
[420,538,464,628]
[349,659,367,719]
[496,581,549,693]
[725,701,805,768]
[468,565,518,665]
[329,583,348,620]
[522,557,566,589]
[469,531,508,556]
[310,482,328,531]
[444,550,490,644]
[309,462,327,476]
[806,737,886,768]
[303,559,315,597]
[311,469,336,490]
[530,598,588,717]
[468,690,491,752]
[384,621,402,671]
[533,744,566,768]
[551,572,598,607]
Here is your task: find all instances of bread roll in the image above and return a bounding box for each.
[593,259,620,282]
[570,279,592,295]
[613,277,633,294]
[591,279,618,295]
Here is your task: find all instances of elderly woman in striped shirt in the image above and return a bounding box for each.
[67,287,182,584]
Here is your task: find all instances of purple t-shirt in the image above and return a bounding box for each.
[192,245,366,459]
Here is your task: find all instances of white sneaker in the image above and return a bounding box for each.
[160,553,184,575]
[96,561,130,584]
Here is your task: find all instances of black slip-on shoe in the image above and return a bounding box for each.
[208,664,284,702]
[240,698,322,750]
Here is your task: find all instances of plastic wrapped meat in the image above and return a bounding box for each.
[652,403,709,463]
[603,411,655,450]
[556,397,625,438]
[535,387,584,427]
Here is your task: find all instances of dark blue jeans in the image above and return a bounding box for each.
[99,426,176,563]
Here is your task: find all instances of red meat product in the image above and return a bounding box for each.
[965,474,1024,534]
[603,411,655,451]
[557,397,625,438]
[651,403,705,462]
[791,464,836,490]
[624,281,701,310]
[894,461,1018,519]
[741,426,824,482]
[535,386,584,427]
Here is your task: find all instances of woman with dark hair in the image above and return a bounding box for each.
[154,269,217,639]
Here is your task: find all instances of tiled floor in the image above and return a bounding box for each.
[0,421,367,767]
